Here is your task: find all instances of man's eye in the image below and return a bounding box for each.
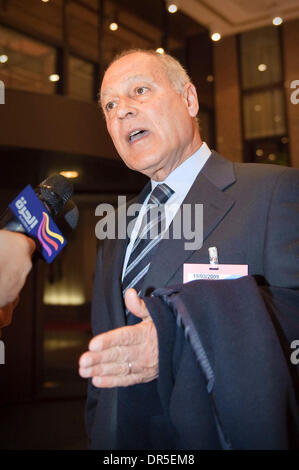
[105,101,116,111]
[136,87,148,95]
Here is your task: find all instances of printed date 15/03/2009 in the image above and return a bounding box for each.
[103,454,195,466]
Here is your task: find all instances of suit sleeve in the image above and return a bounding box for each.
[263,168,299,289]
[85,246,103,443]
[259,168,299,353]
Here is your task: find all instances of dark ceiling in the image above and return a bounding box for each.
[112,0,206,42]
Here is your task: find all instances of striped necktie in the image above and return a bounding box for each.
[122,183,174,319]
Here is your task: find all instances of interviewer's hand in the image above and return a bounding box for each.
[79,288,159,388]
[0,230,36,309]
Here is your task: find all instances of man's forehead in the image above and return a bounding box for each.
[101,74,155,99]
[101,53,169,96]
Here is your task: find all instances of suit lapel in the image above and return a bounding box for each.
[143,151,236,292]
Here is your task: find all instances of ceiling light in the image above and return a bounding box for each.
[41,0,50,3]
[168,4,178,13]
[272,16,283,26]
[156,47,165,54]
[258,63,267,72]
[211,32,221,42]
[49,74,60,82]
[206,75,214,82]
[109,22,118,31]
[0,55,8,64]
[59,171,79,179]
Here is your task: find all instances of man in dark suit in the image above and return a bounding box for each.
[79,50,299,449]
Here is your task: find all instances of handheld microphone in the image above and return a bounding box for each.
[0,175,79,263]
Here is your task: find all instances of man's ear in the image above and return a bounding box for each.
[183,83,199,117]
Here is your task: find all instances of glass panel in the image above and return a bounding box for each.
[243,88,286,139]
[39,192,119,398]
[240,26,282,89]
[68,1,98,62]
[78,0,98,8]
[0,0,63,44]
[68,56,94,102]
[245,137,289,166]
[0,24,57,94]
[40,197,97,397]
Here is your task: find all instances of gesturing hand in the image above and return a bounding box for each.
[78,288,158,388]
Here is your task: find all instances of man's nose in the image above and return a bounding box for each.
[116,98,136,119]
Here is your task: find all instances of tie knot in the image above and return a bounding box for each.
[148,183,174,206]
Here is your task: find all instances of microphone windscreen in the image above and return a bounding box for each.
[38,174,74,216]
[63,199,79,230]
[39,174,73,206]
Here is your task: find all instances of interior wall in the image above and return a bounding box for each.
[0,89,117,159]
[213,35,243,162]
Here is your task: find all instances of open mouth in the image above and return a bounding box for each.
[128,129,149,144]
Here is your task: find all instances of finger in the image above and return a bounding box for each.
[27,237,36,256]
[124,288,150,320]
[12,295,20,310]
[0,302,15,328]
[88,325,136,352]
[18,233,36,256]
[92,373,141,388]
[79,350,98,369]
[91,365,158,388]
[79,345,131,369]
[79,360,131,379]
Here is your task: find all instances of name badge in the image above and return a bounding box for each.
[183,263,248,283]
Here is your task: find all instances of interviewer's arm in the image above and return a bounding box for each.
[0,230,35,328]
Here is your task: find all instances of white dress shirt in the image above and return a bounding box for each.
[122,142,212,279]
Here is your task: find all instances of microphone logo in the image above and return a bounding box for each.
[9,184,67,263]
[37,212,64,257]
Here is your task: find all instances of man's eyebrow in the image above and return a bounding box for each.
[100,74,154,102]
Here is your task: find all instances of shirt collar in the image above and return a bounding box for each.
[151,142,211,195]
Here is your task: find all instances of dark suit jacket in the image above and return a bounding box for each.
[145,277,299,449]
[86,151,299,449]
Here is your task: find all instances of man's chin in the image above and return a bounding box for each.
[121,157,158,178]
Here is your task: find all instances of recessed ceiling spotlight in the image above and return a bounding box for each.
[156,47,165,54]
[272,16,283,26]
[258,63,267,72]
[49,74,60,82]
[168,4,178,13]
[60,171,79,179]
[211,32,221,42]
[256,149,264,157]
[109,22,119,31]
[0,55,8,64]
